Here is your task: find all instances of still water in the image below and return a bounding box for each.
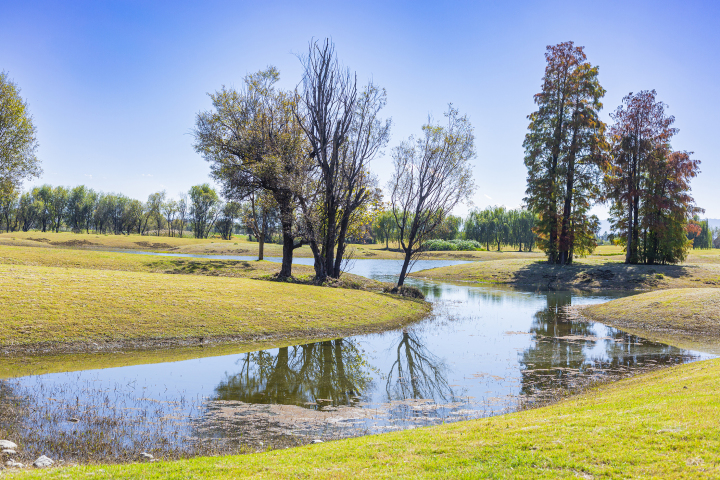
[1,256,711,461]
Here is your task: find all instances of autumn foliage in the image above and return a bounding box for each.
[524,45,701,266]
[523,42,606,265]
[605,90,701,264]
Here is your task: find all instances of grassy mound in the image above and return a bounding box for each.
[7,357,720,478]
[0,245,387,291]
[0,263,428,355]
[580,287,720,354]
[411,257,720,291]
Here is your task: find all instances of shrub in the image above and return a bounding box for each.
[383,285,426,300]
[423,239,484,251]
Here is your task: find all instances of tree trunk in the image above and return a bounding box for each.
[279,227,294,278]
[259,218,266,262]
[332,213,351,278]
[397,248,414,287]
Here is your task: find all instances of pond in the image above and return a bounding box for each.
[0,254,711,463]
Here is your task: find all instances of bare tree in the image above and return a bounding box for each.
[295,38,390,281]
[162,199,177,237]
[389,106,476,286]
[176,193,188,238]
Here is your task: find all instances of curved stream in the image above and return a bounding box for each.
[1,254,712,462]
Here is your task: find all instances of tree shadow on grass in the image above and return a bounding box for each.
[513,261,697,291]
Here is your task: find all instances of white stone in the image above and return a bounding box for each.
[140,452,154,461]
[2,449,17,455]
[5,460,24,468]
[311,439,324,444]
[0,441,17,450]
[32,455,54,468]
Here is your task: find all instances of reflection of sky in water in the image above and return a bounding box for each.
[6,256,714,453]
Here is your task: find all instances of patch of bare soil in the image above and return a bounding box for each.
[134,241,177,249]
[51,239,100,247]
[26,237,52,243]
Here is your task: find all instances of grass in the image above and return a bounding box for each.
[579,288,720,354]
[6,356,720,479]
[0,263,428,355]
[411,255,720,291]
[0,245,386,291]
[0,231,546,261]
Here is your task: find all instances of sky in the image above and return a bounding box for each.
[2,0,719,230]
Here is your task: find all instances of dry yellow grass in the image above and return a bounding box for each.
[0,263,428,354]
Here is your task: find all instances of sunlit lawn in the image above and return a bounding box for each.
[0,263,428,349]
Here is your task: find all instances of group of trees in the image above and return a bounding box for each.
[524,42,702,265]
[372,206,538,253]
[0,182,246,239]
[194,39,475,285]
[465,206,537,252]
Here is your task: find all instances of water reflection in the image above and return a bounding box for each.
[214,340,373,407]
[518,292,696,400]
[2,260,713,464]
[384,331,456,402]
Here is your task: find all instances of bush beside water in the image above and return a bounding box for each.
[423,239,485,252]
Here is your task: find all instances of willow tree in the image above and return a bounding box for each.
[523,42,606,264]
[194,67,312,277]
[389,106,475,287]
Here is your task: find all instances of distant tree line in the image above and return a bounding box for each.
[370,206,537,253]
[0,182,248,240]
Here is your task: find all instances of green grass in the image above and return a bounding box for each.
[0,263,428,353]
[7,357,720,479]
[580,287,720,354]
[0,245,386,291]
[0,231,546,261]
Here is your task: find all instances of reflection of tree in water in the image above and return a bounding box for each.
[213,339,373,407]
[519,292,694,397]
[385,330,457,402]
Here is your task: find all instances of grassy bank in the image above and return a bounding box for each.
[411,257,720,291]
[0,231,545,261]
[580,288,720,354]
[6,357,719,479]
[0,263,428,355]
[0,245,386,291]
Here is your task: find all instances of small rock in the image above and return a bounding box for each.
[2,449,17,455]
[139,452,154,461]
[33,455,54,468]
[68,417,80,423]
[311,439,324,444]
[5,460,24,468]
[0,441,17,450]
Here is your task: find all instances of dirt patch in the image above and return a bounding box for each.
[51,239,99,247]
[26,237,52,243]
[135,241,177,249]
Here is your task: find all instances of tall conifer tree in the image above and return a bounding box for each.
[523,42,606,264]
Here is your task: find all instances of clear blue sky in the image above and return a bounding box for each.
[2,0,718,226]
